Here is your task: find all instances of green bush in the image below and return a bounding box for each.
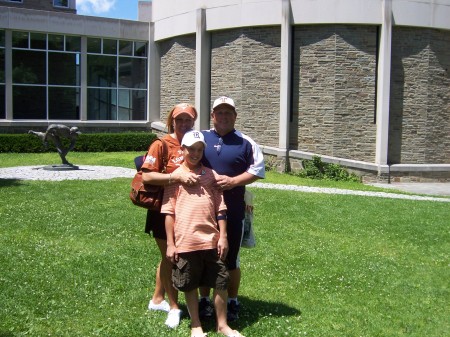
[292,155,360,182]
[0,132,158,153]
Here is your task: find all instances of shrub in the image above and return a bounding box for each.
[292,155,360,182]
[0,132,158,153]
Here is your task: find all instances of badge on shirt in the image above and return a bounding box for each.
[145,155,156,165]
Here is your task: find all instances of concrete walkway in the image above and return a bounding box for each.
[368,182,450,197]
[1,165,449,203]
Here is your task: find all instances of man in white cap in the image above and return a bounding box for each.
[200,96,265,321]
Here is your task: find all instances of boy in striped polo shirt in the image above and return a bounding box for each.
[161,130,245,337]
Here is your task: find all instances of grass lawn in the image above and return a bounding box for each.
[0,153,449,336]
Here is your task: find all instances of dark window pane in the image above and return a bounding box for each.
[103,39,117,55]
[87,88,117,120]
[49,52,79,85]
[119,40,133,56]
[87,37,101,53]
[119,57,146,89]
[117,89,146,120]
[0,84,5,119]
[66,36,81,52]
[117,90,146,120]
[13,85,46,119]
[87,55,117,87]
[54,0,69,7]
[117,89,132,120]
[30,33,46,50]
[49,87,79,119]
[0,49,4,82]
[12,31,28,48]
[116,89,147,120]
[13,50,46,84]
[0,30,5,47]
[48,34,64,51]
[135,42,147,57]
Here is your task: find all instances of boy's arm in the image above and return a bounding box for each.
[165,214,178,264]
[216,212,228,261]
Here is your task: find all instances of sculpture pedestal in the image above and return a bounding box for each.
[43,164,79,171]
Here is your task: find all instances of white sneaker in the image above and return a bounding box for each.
[148,299,170,313]
[165,309,182,328]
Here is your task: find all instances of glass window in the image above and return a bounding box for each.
[0,32,3,118]
[87,88,117,120]
[53,0,69,8]
[118,89,146,120]
[117,89,131,120]
[103,39,117,55]
[30,33,46,50]
[48,34,64,51]
[13,50,46,84]
[0,47,4,83]
[131,90,147,120]
[87,38,101,53]
[0,85,4,119]
[49,87,80,119]
[49,52,79,86]
[87,55,117,87]
[119,40,133,56]
[12,31,28,48]
[135,42,147,57]
[119,57,146,89]
[66,36,81,52]
[84,38,148,121]
[0,31,4,84]
[13,86,46,119]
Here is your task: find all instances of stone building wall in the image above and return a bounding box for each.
[159,35,196,123]
[389,27,450,164]
[291,25,378,163]
[210,27,281,146]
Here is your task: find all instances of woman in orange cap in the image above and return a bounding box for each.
[141,103,201,328]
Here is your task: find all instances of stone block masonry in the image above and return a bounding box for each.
[291,25,378,163]
[389,27,450,165]
[210,27,281,147]
[153,22,449,182]
[159,35,196,120]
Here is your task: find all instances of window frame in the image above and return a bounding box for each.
[53,0,69,8]
[11,31,81,120]
[86,37,147,121]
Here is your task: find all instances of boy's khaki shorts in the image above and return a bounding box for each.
[172,249,229,292]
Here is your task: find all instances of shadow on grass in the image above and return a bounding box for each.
[199,296,301,332]
[0,178,25,187]
[0,332,14,337]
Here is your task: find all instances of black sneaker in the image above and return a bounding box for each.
[199,298,214,319]
[227,300,240,322]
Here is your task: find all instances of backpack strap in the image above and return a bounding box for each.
[159,138,169,173]
[137,137,169,173]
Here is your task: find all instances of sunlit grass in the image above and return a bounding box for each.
[0,152,411,195]
[1,153,449,336]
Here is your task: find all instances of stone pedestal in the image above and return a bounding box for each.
[43,164,79,171]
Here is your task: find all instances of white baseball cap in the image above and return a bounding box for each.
[181,130,207,147]
[213,96,236,110]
